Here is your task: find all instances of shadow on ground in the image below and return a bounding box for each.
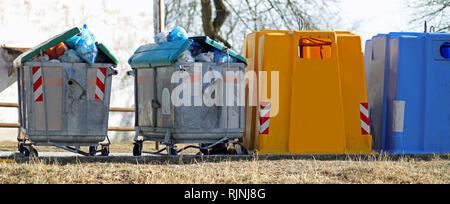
[1,153,448,165]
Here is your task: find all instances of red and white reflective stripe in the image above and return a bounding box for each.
[95,68,106,102]
[32,66,43,102]
[189,72,202,83]
[259,102,271,135]
[360,102,370,135]
[224,73,241,84]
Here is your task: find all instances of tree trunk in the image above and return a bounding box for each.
[201,0,232,48]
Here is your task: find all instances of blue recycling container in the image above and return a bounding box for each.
[365,32,450,154]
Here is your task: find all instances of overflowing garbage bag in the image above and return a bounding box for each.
[178,50,194,63]
[27,25,114,65]
[31,54,50,62]
[154,27,241,64]
[59,49,83,63]
[167,26,188,42]
[75,25,98,65]
[44,42,68,59]
[195,52,214,62]
[184,41,239,64]
[64,35,81,49]
[213,48,236,63]
[155,31,168,43]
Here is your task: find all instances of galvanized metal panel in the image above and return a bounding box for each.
[137,68,155,127]
[19,62,115,146]
[43,66,63,131]
[135,62,245,144]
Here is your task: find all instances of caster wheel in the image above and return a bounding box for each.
[210,143,228,155]
[30,147,38,157]
[24,147,38,157]
[133,142,142,156]
[235,144,249,155]
[89,146,97,157]
[199,143,209,155]
[101,146,109,156]
[18,143,25,154]
[23,147,30,157]
[167,146,178,156]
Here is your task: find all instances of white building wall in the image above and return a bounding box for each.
[0,0,156,142]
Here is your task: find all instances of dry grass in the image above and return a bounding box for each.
[0,141,448,184]
[0,157,448,184]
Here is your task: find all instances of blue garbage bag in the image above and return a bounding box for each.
[188,41,204,57]
[64,36,80,49]
[167,26,188,42]
[213,48,236,63]
[75,24,98,65]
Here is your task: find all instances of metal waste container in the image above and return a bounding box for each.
[128,36,247,155]
[13,27,118,156]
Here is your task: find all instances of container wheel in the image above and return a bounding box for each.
[18,143,25,154]
[23,147,30,157]
[23,146,38,157]
[199,143,209,155]
[23,147,38,157]
[101,146,109,156]
[210,143,228,155]
[30,147,38,157]
[133,142,142,156]
[167,146,178,156]
[89,146,97,157]
[235,144,249,155]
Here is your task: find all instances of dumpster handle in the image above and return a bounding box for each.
[108,67,118,76]
[224,47,230,70]
[127,70,136,76]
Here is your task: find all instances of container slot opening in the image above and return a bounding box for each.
[298,38,332,59]
[440,42,450,59]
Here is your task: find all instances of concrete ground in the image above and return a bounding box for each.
[0,151,133,158]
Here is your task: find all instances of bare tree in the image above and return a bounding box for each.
[164,0,340,50]
[201,0,232,47]
[410,0,450,32]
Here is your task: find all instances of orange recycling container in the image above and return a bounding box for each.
[242,30,373,154]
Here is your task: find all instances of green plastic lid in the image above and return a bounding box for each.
[128,36,247,68]
[189,36,247,64]
[96,42,119,65]
[128,39,192,68]
[13,26,118,68]
[13,27,80,68]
